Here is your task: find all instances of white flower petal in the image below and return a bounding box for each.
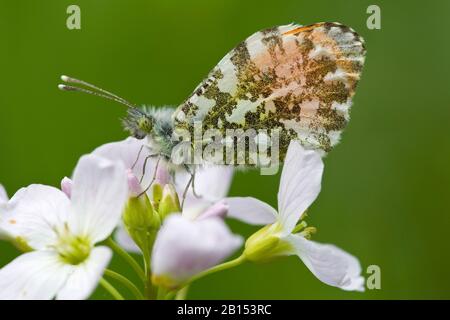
[177,165,234,204]
[93,137,155,187]
[151,215,242,284]
[286,235,365,292]
[114,225,140,253]
[0,184,8,204]
[93,137,148,170]
[194,165,234,201]
[225,197,277,225]
[70,154,128,243]
[278,141,324,234]
[0,185,71,250]
[179,166,233,219]
[181,199,211,220]
[0,251,71,300]
[56,246,112,300]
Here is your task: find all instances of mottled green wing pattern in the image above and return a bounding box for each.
[173,22,366,160]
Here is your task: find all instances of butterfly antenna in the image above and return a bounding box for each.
[58,75,137,109]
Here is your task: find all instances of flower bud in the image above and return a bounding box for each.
[155,163,170,186]
[60,177,73,198]
[158,184,181,220]
[127,169,143,197]
[151,164,171,209]
[151,183,163,208]
[243,223,291,262]
[123,193,160,254]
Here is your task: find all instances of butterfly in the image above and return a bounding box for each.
[60,21,366,172]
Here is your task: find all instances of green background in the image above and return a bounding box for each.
[1,0,449,299]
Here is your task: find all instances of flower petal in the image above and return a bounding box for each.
[114,225,140,253]
[0,184,8,204]
[181,200,212,220]
[193,165,234,201]
[56,246,112,300]
[93,137,147,170]
[0,251,71,300]
[151,215,242,286]
[0,185,71,250]
[177,165,234,205]
[70,154,128,243]
[286,235,365,291]
[197,200,228,220]
[92,137,156,188]
[278,141,324,234]
[225,197,277,225]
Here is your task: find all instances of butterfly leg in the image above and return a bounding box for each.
[139,153,159,184]
[137,154,160,197]
[130,144,145,170]
[180,172,193,210]
[191,169,201,199]
[183,165,202,198]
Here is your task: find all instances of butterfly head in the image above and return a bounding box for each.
[123,107,154,139]
[123,106,177,159]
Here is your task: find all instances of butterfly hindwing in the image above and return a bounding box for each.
[173,22,366,159]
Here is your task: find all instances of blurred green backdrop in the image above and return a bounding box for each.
[1,0,449,299]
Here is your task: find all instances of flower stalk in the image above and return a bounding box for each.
[100,278,125,300]
[104,269,144,300]
[106,238,146,283]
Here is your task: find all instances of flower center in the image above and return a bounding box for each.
[292,220,317,239]
[56,226,91,265]
[244,222,289,261]
[244,219,318,262]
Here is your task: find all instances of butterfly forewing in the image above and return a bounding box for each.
[173,22,366,160]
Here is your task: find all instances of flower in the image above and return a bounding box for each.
[90,137,240,288]
[226,141,365,292]
[0,155,128,299]
[90,137,234,252]
[150,214,243,289]
[149,179,239,288]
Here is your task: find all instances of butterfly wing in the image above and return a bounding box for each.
[173,22,366,158]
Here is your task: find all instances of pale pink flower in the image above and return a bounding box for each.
[0,155,128,299]
[226,141,365,292]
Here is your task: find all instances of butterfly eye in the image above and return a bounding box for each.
[138,116,153,133]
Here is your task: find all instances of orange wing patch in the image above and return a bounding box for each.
[282,23,325,36]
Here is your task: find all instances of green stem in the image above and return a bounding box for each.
[104,269,144,300]
[183,255,246,287]
[157,287,168,300]
[143,250,156,299]
[106,237,146,283]
[165,291,176,300]
[100,278,125,300]
[175,285,189,300]
[139,229,158,300]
